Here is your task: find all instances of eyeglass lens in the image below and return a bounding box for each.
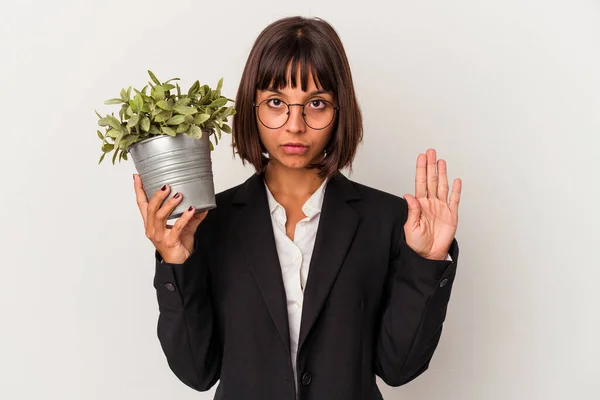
[256,99,336,129]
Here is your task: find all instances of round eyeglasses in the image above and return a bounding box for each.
[252,98,339,130]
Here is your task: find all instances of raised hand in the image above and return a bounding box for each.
[403,149,461,260]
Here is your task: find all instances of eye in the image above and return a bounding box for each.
[266,98,285,108]
[308,99,326,109]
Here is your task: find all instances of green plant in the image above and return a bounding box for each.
[96,70,236,164]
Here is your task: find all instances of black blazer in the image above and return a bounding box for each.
[153,171,459,400]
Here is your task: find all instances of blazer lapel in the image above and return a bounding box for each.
[297,172,361,354]
[232,172,291,354]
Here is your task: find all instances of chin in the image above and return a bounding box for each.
[271,153,318,170]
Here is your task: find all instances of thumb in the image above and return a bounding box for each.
[403,194,421,227]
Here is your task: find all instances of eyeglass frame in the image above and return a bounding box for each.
[252,98,340,130]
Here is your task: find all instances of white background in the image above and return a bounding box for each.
[1,0,599,399]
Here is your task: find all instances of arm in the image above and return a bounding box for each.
[374,217,459,386]
[153,216,222,391]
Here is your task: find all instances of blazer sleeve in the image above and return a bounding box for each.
[373,199,459,387]
[153,213,222,391]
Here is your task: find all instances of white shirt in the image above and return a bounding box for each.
[264,177,328,392]
[263,178,452,393]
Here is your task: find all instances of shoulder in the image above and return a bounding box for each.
[343,176,408,218]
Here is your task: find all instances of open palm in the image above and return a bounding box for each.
[403,149,462,260]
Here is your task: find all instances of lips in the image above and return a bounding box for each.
[281,143,309,155]
[282,142,308,147]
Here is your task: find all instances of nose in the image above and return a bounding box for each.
[286,104,306,133]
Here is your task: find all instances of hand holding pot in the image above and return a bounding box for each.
[134,174,208,264]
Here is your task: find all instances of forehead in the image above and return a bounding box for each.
[257,57,331,94]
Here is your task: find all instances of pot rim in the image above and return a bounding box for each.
[126,128,213,152]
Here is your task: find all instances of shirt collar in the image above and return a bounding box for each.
[264,177,329,218]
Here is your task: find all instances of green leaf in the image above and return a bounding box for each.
[134,93,143,112]
[102,143,114,153]
[119,104,127,120]
[127,114,140,128]
[209,141,214,151]
[216,77,223,92]
[176,123,190,133]
[188,80,200,96]
[122,151,128,161]
[95,110,103,119]
[173,105,197,115]
[107,115,122,130]
[193,113,210,125]
[175,97,191,107]
[188,124,202,139]
[163,83,176,91]
[120,88,128,102]
[166,115,185,125]
[149,124,161,134]
[165,77,181,84]
[154,110,172,123]
[98,152,106,164]
[112,148,119,165]
[106,128,120,138]
[151,85,165,101]
[140,116,150,132]
[221,106,235,117]
[120,135,136,149]
[221,124,232,134]
[126,105,134,117]
[176,82,181,97]
[97,130,104,140]
[161,126,176,136]
[98,118,109,127]
[114,131,124,149]
[156,100,173,111]
[127,86,132,100]
[105,98,123,105]
[184,114,194,124]
[148,70,161,85]
[209,97,227,108]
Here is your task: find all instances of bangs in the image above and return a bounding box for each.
[255,32,337,94]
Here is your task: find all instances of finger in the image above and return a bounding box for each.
[146,183,172,239]
[155,189,185,229]
[415,153,427,198]
[403,194,422,228]
[171,209,208,242]
[437,159,449,204]
[426,148,438,199]
[448,178,462,217]
[133,174,149,224]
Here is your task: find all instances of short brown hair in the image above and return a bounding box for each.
[232,16,363,179]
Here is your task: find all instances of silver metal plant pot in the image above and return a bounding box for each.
[127,130,216,220]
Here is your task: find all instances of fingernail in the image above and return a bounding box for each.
[174,192,180,199]
[188,206,194,212]
[161,185,167,191]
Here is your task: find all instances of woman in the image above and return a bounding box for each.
[134,16,461,400]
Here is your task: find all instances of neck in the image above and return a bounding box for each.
[263,161,326,200]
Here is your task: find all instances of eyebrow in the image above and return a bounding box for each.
[265,87,330,97]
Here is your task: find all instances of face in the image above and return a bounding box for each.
[254,65,337,171]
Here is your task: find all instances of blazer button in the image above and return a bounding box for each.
[165,282,176,292]
[439,278,448,288]
[301,372,312,386]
